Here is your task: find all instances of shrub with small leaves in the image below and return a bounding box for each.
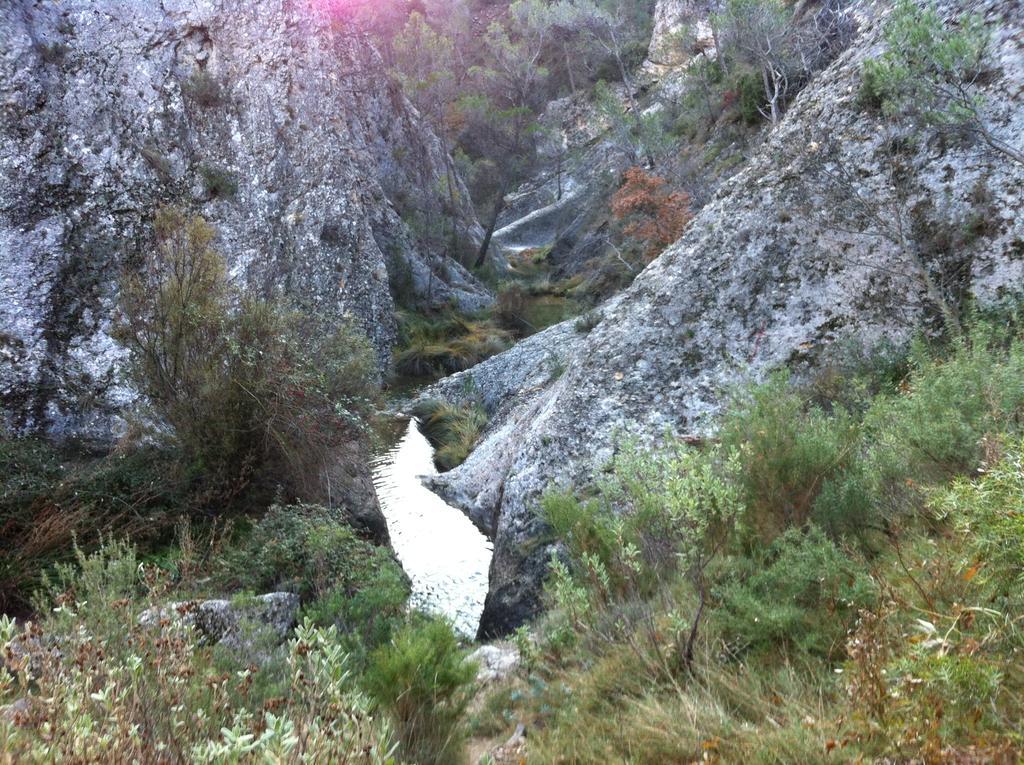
[364,618,477,765]
[610,167,693,261]
[114,207,380,508]
[715,526,877,657]
[1,542,397,764]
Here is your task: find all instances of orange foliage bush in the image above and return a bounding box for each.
[611,167,693,261]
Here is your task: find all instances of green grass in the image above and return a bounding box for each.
[393,309,511,379]
[412,398,488,471]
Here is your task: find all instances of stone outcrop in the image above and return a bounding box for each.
[467,642,521,684]
[645,0,716,70]
[139,592,300,655]
[0,0,488,442]
[429,0,1024,638]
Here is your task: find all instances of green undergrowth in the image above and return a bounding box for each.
[2,503,480,764]
[210,503,410,658]
[475,315,1024,763]
[0,439,187,615]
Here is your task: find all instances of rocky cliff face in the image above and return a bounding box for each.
[0,0,488,442]
[427,0,1024,638]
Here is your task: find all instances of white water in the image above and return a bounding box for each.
[371,419,493,637]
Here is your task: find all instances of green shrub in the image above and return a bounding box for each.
[720,372,862,541]
[734,69,767,124]
[542,441,743,666]
[715,526,877,657]
[411,397,488,471]
[385,248,416,308]
[115,207,379,507]
[864,328,1024,488]
[933,440,1024,612]
[860,0,988,126]
[3,544,396,763]
[363,618,477,765]
[198,163,238,199]
[216,503,409,652]
[545,441,742,600]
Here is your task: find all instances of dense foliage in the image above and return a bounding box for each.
[473,315,1024,763]
[116,207,380,508]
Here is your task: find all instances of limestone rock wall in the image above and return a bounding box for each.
[0,0,487,441]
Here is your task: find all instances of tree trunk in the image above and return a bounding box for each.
[977,124,1024,167]
[564,42,576,94]
[683,574,706,669]
[474,193,506,269]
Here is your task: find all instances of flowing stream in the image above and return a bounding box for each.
[371,418,493,637]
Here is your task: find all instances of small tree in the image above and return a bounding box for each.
[611,167,693,262]
[115,207,379,506]
[714,0,799,125]
[862,0,1023,165]
[462,8,553,267]
[392,11,468,260]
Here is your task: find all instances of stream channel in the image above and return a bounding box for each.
[371,418,493,637]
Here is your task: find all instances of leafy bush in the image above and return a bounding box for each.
[860,0,987,126]
[715,526,877,657]
[542,441,743,665]
[115,207,379,507]
[363,618,477,765]
[216,503,409,652]
[933,440,1024,613]
[863,327,1024,488]
[610,167,693,261]
[734,68,767,124]
[2,543,396,764]
[411,397,488,471]
[720,372,862,541]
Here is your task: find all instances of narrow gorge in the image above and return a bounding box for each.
[3,0,1024,761]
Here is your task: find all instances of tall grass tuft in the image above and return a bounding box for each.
[411,398,488,471]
